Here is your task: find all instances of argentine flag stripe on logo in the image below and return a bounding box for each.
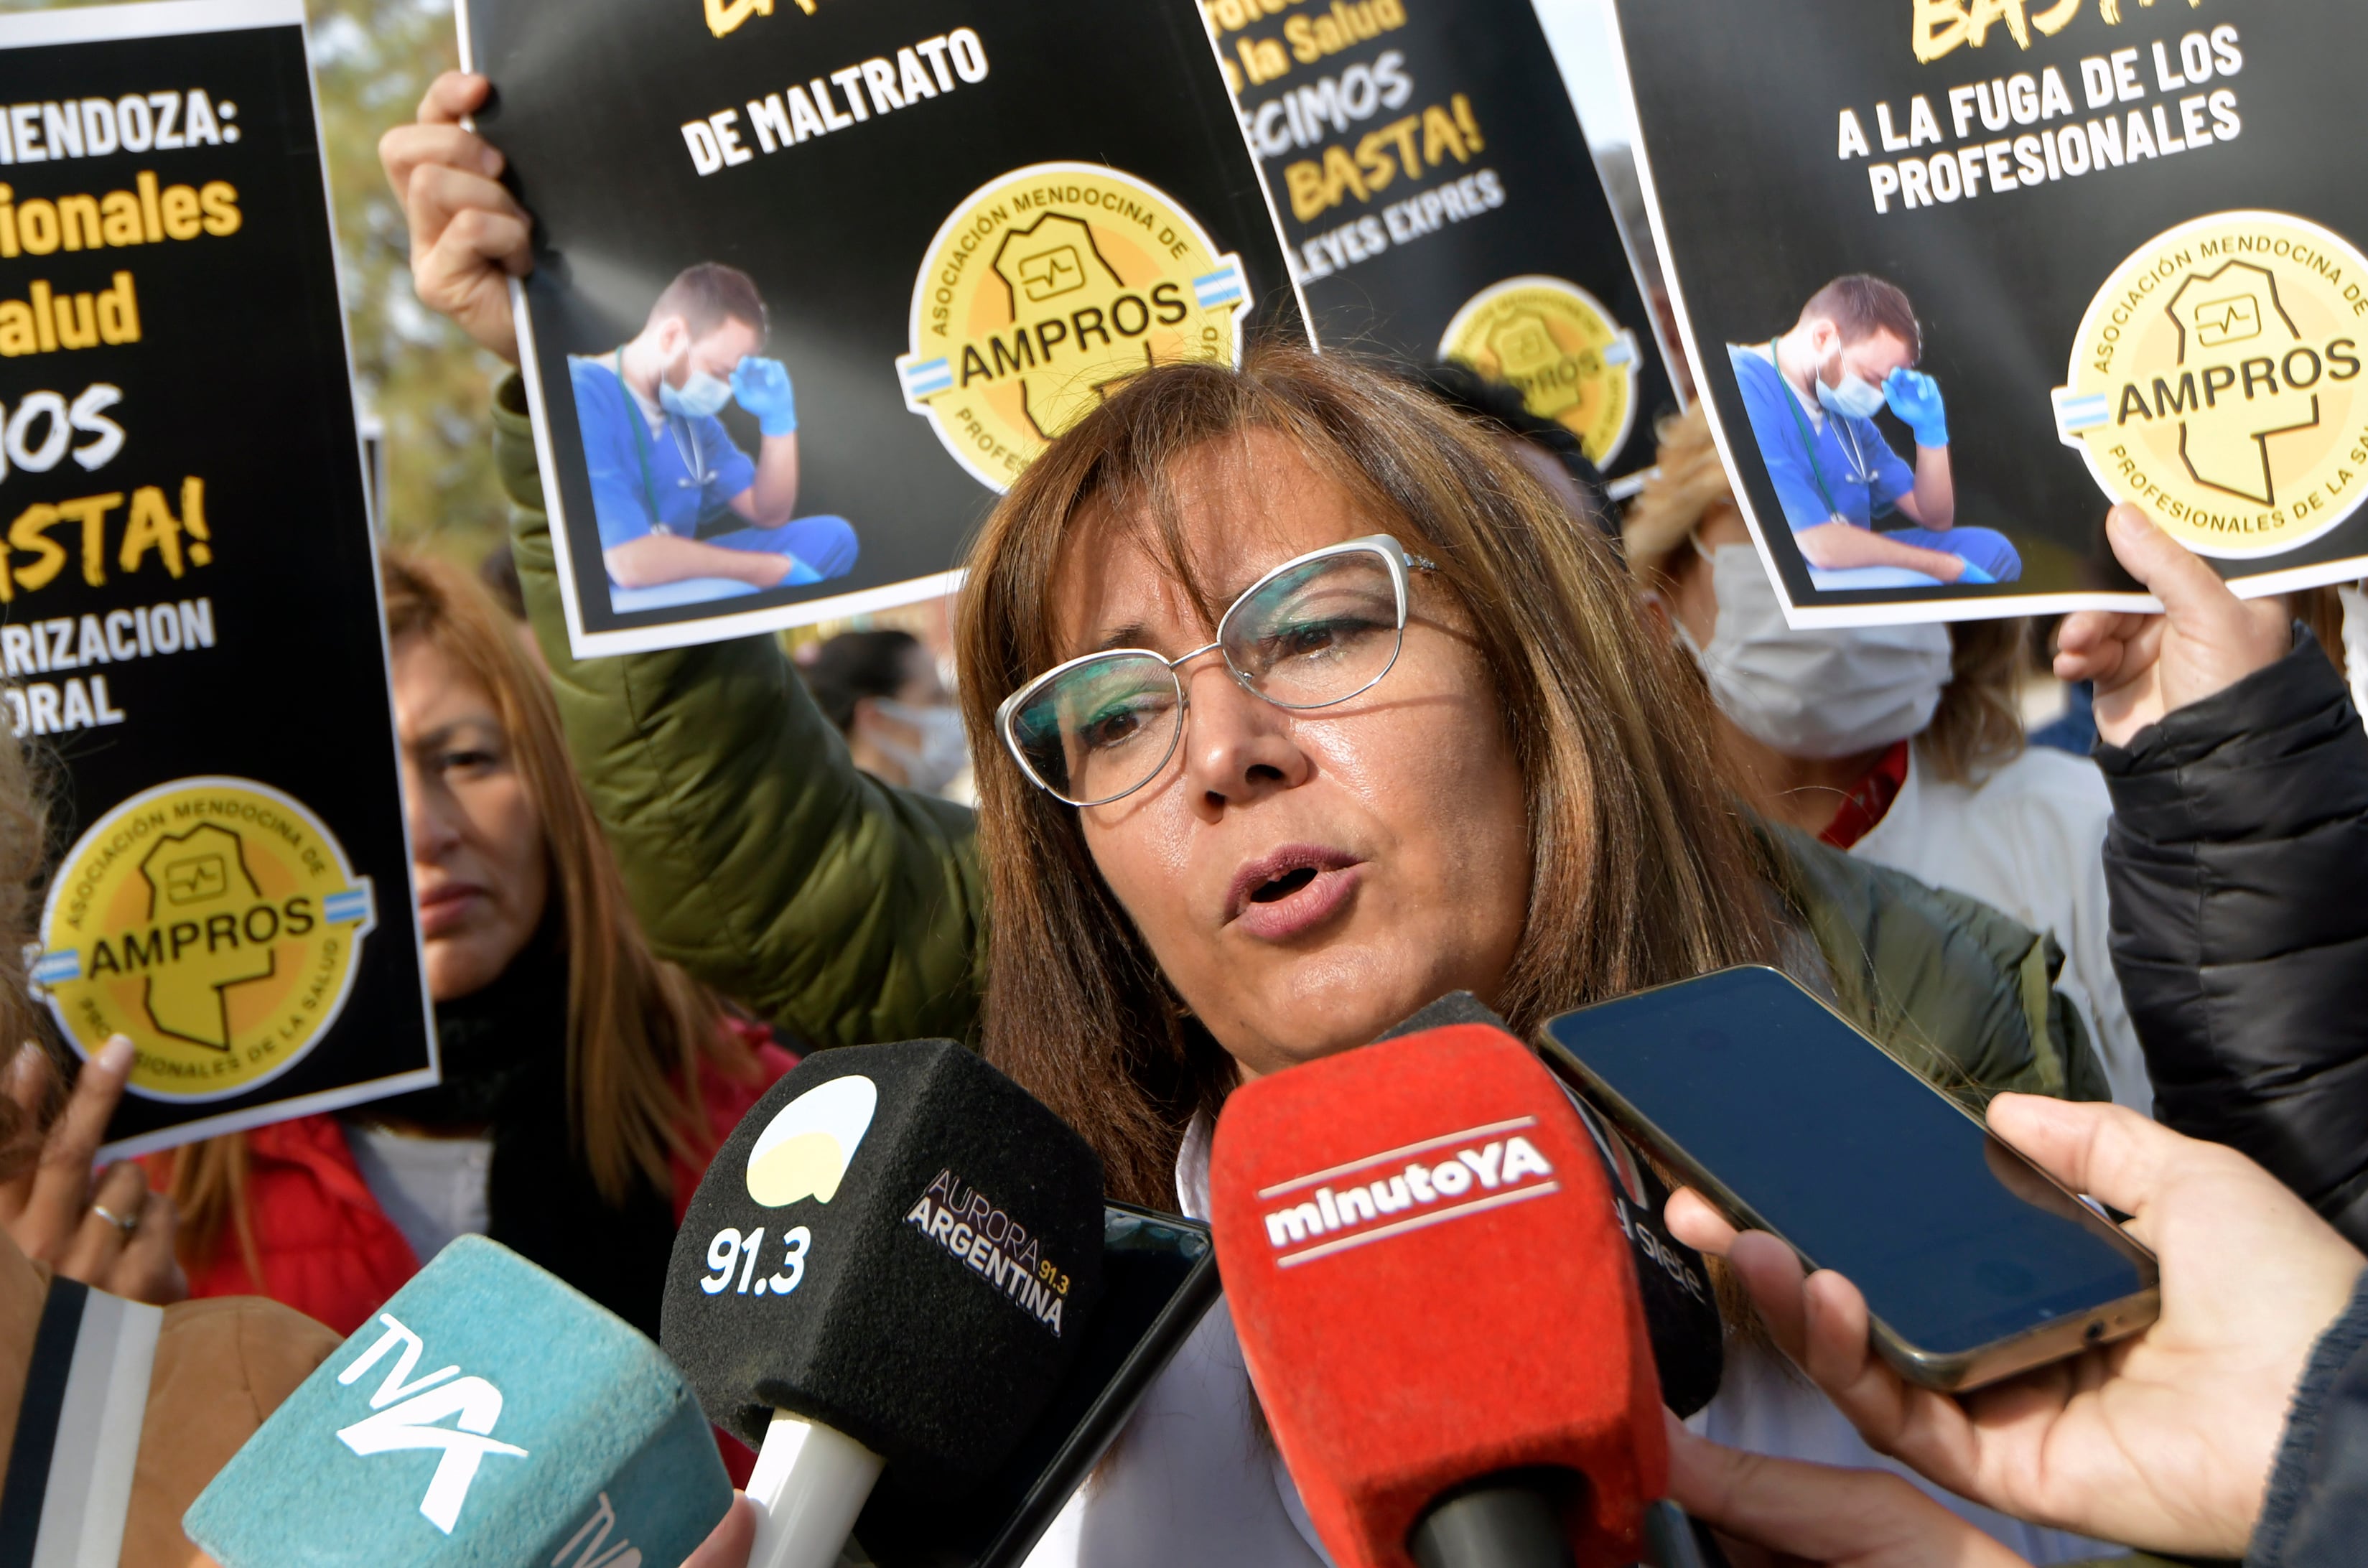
[903,358,954,398]
[32,950,78,985]
[1193,266,1244,309]
[324,889,373,926]
[2059,393,2112,433]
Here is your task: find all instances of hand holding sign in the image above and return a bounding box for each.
[2054,504,2291,746]
[378,71,531,365]
[0,1038,185,1304]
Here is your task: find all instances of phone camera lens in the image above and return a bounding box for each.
[2084,1320,2106,1342]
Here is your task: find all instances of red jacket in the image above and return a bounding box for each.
[147,1029,796,1338]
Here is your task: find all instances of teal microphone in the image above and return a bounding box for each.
[184,1236,732,1568]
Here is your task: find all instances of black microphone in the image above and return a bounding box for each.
[661,1040,1105,1568]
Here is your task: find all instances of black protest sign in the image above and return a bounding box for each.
[0,0,432,1154]
[1211,0,1677,487]
[1616,0,2368,622]
[465,0,1300,657]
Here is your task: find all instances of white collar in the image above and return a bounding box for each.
[1175,1110,1215,1221]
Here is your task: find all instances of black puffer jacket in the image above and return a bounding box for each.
[2097,631,2368,1249]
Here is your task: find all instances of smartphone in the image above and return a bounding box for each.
[1539,966,2158,1392]
[854,1202,1221,1567]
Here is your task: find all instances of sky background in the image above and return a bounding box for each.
[1534,0,1638,149]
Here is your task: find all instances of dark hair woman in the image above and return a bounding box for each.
[388,70,2107,1567]
[146,553,791,1338]
[798,627,971,795]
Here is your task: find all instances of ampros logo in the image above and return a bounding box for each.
[1258,1116,1557,1268]
[895,162,1248,492]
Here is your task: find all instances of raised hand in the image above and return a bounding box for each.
[2054,504,2290,746]
[378,71,534,365]
[0,1037,187,1304]
[1882,368,1949,447]
[730,357,798,438]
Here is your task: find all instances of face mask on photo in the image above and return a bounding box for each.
[1815,354,1890,421]
[661,364,735,420]
[1682,543,1953,760]
[872,699,971,795]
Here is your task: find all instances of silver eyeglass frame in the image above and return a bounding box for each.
[995,533,1438,808]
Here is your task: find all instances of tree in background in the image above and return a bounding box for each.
[24,0,506,560]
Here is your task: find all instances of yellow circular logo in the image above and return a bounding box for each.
[33,778,377,1102]
[2054,211,2368,558]
[1439,276,1642,469]
[896,162,1249,491]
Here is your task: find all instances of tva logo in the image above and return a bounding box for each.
[333,1313,528,1534]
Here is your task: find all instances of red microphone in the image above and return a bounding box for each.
[1210,1022,1667,1568]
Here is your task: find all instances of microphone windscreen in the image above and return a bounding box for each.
[183,1236,729,1568]
[1382,994,1724,1417]
[1211,1023,1666,1568]
[662,1040,1105,1495]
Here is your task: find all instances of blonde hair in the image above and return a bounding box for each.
[163,553,752,1270]
[1624,403,2026,786]
[957,345,1776,1208]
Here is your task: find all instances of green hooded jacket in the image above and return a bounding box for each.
[490,373,2107,1108]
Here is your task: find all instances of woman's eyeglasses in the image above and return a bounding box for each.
[997,534,1437,807]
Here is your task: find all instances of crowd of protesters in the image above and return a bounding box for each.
[0,64,2361,1568]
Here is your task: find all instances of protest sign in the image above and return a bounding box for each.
[1613,0,2368,622]
[1211,0,1678,493]
[463,0,1302,657]
[0,0,434,1155]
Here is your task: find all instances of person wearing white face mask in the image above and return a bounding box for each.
[1630,406,2142,1112]
[566,262,859,611]
[1725,273,2021,589]
[799,627,974,800]
[1625,406,2145,1566]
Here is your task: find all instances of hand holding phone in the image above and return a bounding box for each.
[1677,1092,2367,1562]
[1543,966,2157,1394]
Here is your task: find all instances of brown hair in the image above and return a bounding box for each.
[1626,404,2026,788]
[162,553,751,1270]
[1922,617,2028,786]
[1801,274,1921,360]
[956,345,1777,1208]
[649,261,768,342]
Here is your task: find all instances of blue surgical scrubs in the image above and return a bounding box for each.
[567,356,857,607]
[1726,345,2018,585]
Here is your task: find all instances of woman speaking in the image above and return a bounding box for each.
[385,72,2106,1564]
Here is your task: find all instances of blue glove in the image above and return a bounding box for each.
[1954,559,1995,585]
[731,356,798,437]
[1883,368,1948,447]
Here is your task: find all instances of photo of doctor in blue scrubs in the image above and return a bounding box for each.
[1727,274,2020,590]
[568,262,859,613]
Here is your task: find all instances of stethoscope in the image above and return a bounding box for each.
[617,349,715,512]
[1773,341,1882,509]
[1834,416,1883,487]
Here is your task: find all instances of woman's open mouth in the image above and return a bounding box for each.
[1226,846,1363,942]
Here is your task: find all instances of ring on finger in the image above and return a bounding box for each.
[90,1201,139,1234]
